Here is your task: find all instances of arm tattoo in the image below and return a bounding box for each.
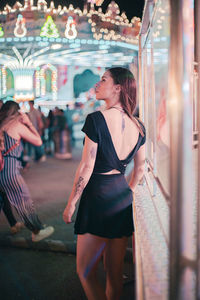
[74,176,85,197]
[90,147,97,159]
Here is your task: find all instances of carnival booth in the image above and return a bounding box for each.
[136,1,199,300]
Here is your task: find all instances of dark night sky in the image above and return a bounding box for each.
[0,0,145,20]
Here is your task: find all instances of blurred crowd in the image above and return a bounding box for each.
[20,99,103,168]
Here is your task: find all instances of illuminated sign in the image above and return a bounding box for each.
[14,14,27,38]
[65,16,77,39]
[40,16,60,38]
[0,25,4,37]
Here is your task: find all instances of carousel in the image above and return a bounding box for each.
[0,0,141,105]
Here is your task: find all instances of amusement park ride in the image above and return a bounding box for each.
[0,0,141,104]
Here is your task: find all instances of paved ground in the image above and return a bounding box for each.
[0,247,135,300]
[0,145,135,299]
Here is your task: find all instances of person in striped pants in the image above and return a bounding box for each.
[0,101,54,242]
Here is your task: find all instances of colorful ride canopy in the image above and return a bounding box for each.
[0,0,141,68]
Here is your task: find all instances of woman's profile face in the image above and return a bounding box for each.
[95,71,118,101]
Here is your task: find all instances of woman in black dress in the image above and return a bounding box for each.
[63,67,146,300]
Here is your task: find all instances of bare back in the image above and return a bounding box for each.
[101,108,139,174]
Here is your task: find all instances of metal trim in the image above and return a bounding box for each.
[146,159,170,203]
[169,0,194,299]
[194,0,200,298]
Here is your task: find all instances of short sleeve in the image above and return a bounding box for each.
[137,119,146,146]
[140,130,146,146]
[82,113,98,143]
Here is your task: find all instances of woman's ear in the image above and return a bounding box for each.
[115,84,121,93]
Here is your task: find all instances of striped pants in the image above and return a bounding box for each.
[0,158,43,232]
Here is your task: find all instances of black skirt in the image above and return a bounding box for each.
[74,173,134,238]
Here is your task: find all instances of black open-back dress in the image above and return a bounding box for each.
[74,111,146,238]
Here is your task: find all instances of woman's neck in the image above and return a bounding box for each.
[105,100,121,110]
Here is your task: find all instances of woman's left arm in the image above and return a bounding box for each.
[63,135,98,223]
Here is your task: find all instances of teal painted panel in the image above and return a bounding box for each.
[73,69,100,98]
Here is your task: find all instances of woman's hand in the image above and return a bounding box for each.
[19,113,32,127]
[129,185,135,194]
[63,203,76,224]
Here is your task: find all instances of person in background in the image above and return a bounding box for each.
[38,106,48,146]
[28,100,46,162]
[46,110,55,155]
[63,67,146,300]
[0,99,24,234]
[0,193,24,234]
[0,101,54,242]
[54,109,72,159]
[64,104,75,145]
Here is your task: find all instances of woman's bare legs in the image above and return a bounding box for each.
[103,237,128,300]
[77,234,128,300]
[76,233,107,300]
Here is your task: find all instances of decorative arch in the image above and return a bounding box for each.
[0,68,2,97]
[40,63,57,101]
[2,66,7,96]
[35,67,40,97]
[0,66,14,97]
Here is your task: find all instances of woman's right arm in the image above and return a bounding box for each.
[63,135,98,223]
[18,113,42,146]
